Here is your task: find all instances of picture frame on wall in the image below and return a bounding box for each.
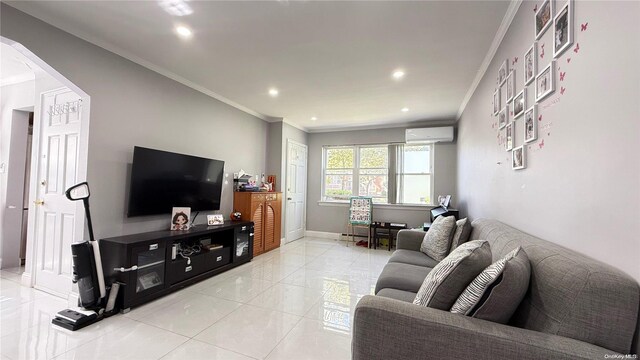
[505,122,514,151]
[524,42,537,85]
[493,88,501,115]
[513,89,526,118]
[498,60,509,85]
[553,0,573,58]
[535,61,556,102]
[506,70,515,102]
[524,105,538,143]
[512,146,526,170]
[499,105,508,129]
[535,0,554,40]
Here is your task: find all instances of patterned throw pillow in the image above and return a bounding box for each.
[450,247,531,324]
[413,240,492,310]
[450,218,472,252]
[420,215,456,261]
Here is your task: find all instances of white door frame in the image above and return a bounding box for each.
[284,139,307,244]
[1,37,91,304]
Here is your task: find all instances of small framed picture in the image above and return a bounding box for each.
[513,89,526,118]
[535,0,554,40]
[524,42,537,85]
[207,214,224,226]
[524,105,538,143]
[535,61,556,102]
[553,1,573,58]
[493,88,501,115]
[505,122,514,151]
[171,207,191,231]
[498,105,509,129]
[505,70,515,102]
[498,60,509,85]
[512,146,526,170]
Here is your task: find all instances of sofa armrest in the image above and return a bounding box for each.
[353,295,616,360]
[395,229,425,251]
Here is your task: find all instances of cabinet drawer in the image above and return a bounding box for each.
[168,247,231,285]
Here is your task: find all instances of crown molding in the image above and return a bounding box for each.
[456,0,523,120]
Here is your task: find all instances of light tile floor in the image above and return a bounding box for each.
[0,237,391,360]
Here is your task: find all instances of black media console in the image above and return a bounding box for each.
[99,221,253,312]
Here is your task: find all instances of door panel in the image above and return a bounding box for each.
[34,88,82,297]
[286,141,307,242]
[251,201,264,255]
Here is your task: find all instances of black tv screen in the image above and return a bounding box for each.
[127,147,224,217]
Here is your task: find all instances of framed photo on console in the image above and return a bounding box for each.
[524,42,537,85]
[171,207,191,230]
[536,61,556,102]
[535,0,554,40]
[207,214,224,226]
[553,0,573,58]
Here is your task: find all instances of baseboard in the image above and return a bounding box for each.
[21,271,32,287]
[305,230,340,240]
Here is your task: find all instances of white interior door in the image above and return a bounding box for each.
[33,88,83,297]
[286,140,307,242]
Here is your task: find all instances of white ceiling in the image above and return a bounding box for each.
[0,43,35,86]
[7,1,510,131]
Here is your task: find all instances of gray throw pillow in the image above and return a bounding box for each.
[420,215,456,261]
[450,218,472,252]
[413,240,492,310]
[450,247,531,324]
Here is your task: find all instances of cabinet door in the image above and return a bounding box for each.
[251,200,264,256]
[264,200,281,251]
[130,242,166,299]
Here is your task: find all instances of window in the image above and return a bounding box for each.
[322,143,433,205]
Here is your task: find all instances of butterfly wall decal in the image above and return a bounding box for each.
[560,87,566,95]
[538,115,543,121]
[560,72,566,81]
[574,43,580,53]
[567,58,572,63]
[540,48,545,59]
[534,4,538,12]
[539,139,545,149]
[581,22,588,31]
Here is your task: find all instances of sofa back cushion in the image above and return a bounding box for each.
[470,219,639,354]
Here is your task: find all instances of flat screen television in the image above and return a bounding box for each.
[127,146,224,217]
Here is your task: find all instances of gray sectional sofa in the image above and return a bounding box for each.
[353,218,640,359]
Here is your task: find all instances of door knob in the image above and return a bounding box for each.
[287,198,292,200]
[34,199,45,206]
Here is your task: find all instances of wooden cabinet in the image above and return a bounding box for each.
[234,192,281,256]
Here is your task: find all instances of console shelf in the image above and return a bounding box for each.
[99,221,253,312]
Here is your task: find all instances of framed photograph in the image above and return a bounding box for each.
[535,61,556,102]
[553,1,573,58]
[535,0,554,40]
[506,70,515,102]
[505,122,514,151]
[498,60,509,85]
[524,105,538,143]
[512,146,526,170]
[524,42,537,85]
[513,89,526,118]
[498,105,508,129]
[171,207,191,231]
[207,214,224,226]
[493,88,501,115]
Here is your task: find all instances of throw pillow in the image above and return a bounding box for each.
[450,218,472,252]
[420,215,456,261]
[413,240,492,310]
[450,247,531,324]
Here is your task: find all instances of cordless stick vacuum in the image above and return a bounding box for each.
[52,182,120,331]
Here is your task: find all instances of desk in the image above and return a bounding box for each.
[370,222,407,251]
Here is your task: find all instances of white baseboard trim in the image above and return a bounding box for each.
[21,272,32,287]
[305,230,341,240]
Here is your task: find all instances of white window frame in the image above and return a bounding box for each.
[321,143,435,206]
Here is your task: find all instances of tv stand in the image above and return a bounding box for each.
[99,221,253,312]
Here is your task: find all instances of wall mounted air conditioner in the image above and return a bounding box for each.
[405,127,454,143]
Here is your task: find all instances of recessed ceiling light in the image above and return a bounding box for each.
[401,107,409,112]
[175,25,192,38]
[268,88,279,97]
[392,69,405,80]
[311,117,318,121]
[159,0,193,16]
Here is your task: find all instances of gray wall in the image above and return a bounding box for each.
[457,1,640,282]
[306,126,456,234]
[1,4,268,240]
